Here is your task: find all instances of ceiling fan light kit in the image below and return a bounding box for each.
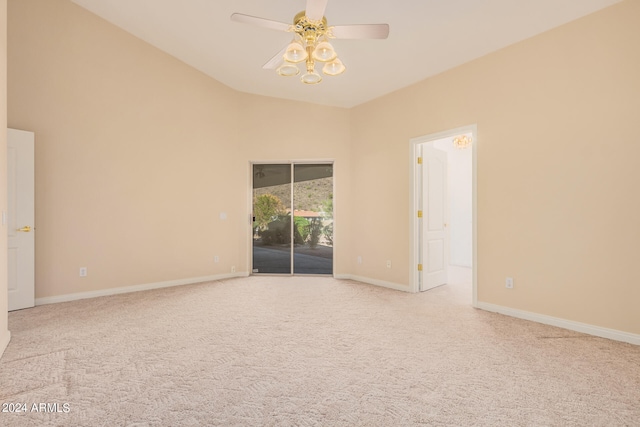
[232,0,389,86]
[278,12,342,85]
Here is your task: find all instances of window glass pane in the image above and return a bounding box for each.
[293,164,333,275]
[252,164,291,274]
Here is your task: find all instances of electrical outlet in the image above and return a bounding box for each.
[231,266,236,273]
[214,256,219,263]
[386,260,392,269]
[357,256,362,264]
[79,267,87,277]
[506,277,514,289]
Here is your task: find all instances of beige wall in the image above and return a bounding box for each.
[350,0,640,334]
[0,0,9,358]
[7,0,349,299]
[235,93,351,274]
[6,0,639,340]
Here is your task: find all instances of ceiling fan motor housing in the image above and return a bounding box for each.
[292,11,331,44]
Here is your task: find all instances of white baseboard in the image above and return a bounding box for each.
[334,274,411,293]
[476,301,640,346]
[35,272,249,306]
[0,330,10,359]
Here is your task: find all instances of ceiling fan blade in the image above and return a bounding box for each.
[263,46,286,70]
[230,13,290,32]
[305,0,329,21]
[331,24,390,39]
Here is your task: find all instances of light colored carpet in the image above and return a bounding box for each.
[1,276,638,426]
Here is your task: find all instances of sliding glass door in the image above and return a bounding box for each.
[252,163,333,275]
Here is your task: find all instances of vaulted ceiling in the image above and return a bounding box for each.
[71,0,622,108]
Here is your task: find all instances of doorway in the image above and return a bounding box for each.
[251,163,333,275]
[410,126,477,304]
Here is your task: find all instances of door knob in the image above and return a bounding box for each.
[17,226,31,232]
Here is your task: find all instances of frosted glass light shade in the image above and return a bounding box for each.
[284,42,307,63]
[323,58,346,76]
[312,41,337,62]
[278,64,300,77]
[301,72,322,85]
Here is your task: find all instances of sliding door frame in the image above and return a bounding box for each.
[248,159,335,276]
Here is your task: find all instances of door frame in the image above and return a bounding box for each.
[409,125,477,305]
[248,159,336,276]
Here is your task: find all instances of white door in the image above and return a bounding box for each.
[421,145,448,291]
[7,128,35,311]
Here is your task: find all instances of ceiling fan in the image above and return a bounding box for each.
[231,0,389,85]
